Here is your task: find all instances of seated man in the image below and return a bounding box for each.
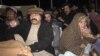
[15,7,55,56]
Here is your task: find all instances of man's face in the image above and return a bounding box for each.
[63,5,70,14]
[30,13,41,25]
[6,10,16,20]
[44,14,51,22]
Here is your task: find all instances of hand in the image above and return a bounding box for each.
[25,46,31,51]
[82,54,89,56]
[9,20,17,28]
[81,29,94,38]
[80,44,86,48]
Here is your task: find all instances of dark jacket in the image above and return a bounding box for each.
[57,11,76,30]
[20,20,54,54]
[5,19,54,54]
[5,21,22,40]
[0,18,8,41]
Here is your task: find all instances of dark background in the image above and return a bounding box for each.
[0,0,99,10]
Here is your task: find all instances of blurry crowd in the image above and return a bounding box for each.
[0,2,100,56]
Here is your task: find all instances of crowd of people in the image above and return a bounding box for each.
[0,2,100,56]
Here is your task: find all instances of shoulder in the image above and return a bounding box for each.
[41,20,53,30]
[41,20,51,26]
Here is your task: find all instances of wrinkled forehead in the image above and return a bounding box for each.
[30,13,41,16]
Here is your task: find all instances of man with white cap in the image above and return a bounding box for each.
[4,7,23,40]
[5,7,19,28]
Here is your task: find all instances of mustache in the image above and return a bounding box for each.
[31,18,37,21]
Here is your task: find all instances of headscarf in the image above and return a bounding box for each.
[59,13,89,55]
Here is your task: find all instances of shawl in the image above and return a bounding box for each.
[59,13,88,55]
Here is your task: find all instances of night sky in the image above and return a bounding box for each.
[0,0,94,9]
[2,0,66,8]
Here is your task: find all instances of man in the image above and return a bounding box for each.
[57,3,76,30]
[0,7,33,56]
[19,7,54,56]
[4,7,22,40]
[44,10,61,56]
[5,7,19,28]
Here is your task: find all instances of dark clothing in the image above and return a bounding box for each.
[57,11,76,29]
[90,20,99,35]
[5,17,27,40]
[22,20,54,54]
[0,18,8,41]
[5,19,22,40]
[5,25,21,40]
[6,19,54,54]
